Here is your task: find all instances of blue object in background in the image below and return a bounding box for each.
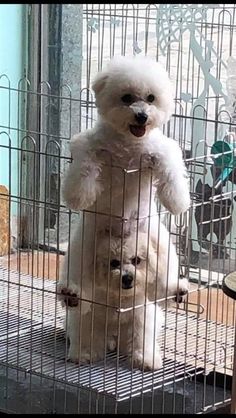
[0,4,27,204]
[211,133,236,189]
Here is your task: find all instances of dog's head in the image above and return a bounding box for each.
[92,55,174,139]
[95,231,158,306]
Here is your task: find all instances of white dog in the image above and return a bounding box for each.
[60,231,189,371]
[58,223,189,370]
[62,55,190,229]
[58,55,190,367]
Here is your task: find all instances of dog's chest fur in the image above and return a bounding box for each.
[89,124,160,220]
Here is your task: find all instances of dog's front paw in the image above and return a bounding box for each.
[63,178,103,211]
[107,336,117,352]
[141,153,159,169]
[174,278,189,303]
[57,284,79,308]
[63,189,95,211]
[169,184,191,215]
[132,350,163,371]
[63,194,84,212]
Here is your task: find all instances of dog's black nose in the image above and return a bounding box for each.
[122,274,133,289]
[135,112,148,125]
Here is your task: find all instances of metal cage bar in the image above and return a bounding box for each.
[0,3,236,414]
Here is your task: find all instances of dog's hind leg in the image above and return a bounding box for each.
[67,307,109,364]
[150,218,189,301]
[123,304,163,371]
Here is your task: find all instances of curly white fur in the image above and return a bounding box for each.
[58,55,190,369]
[59,231,188,370]
[62,55,190,224]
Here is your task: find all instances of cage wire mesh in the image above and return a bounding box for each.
[0,3,236,414]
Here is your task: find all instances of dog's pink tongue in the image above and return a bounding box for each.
[130,125,146,137]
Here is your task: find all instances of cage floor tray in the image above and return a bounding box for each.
[0,266,234,401]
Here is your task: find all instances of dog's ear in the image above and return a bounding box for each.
[92,72,109,95]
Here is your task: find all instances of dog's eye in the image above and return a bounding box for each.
[131,256,141,266]
[147,94,155,103]
[110,259,121,269]
[121,94,133,105]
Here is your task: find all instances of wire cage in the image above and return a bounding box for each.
[1,3,236,414]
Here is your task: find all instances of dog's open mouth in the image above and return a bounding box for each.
[129,125,146,138]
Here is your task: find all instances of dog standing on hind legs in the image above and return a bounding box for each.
[58,55,190,370]
[62,55,190,227]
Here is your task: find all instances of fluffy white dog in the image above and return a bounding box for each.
[58,221,189,370]
[59,231,188,371]
[62,55,190,230]
[58,55,190,368]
